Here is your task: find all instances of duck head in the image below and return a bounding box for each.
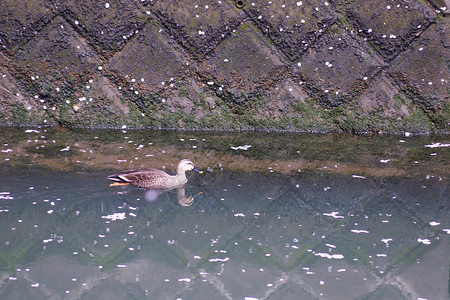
[178,159,203,174]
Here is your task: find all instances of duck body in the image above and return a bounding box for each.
[107,159,201,190]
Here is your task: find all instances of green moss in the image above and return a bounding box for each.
[127,103,146,127]
[5,74,442,133]
[336,0,353,12]
[133,93,160,111]
[177,87,190,98]
[332,109,368,133]
[435,14,445,25]
[401,108,432,132]
[55,102,75,127]
[11,104,28,125]
[158,111,183,129]
[292,99,332,131]
[198,112,228,130]
[95,109,126,128]
[51,100,136,129]
[0,112,6,124]
[393,93,405,108]
[336,14,351,28]
[181,114,198,129]
[200,93,209,111]
[431,101,450,130]
[293,99,314,115]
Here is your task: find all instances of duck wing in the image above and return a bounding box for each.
[107,168,171,189]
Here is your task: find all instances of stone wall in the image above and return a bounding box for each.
[0,0,449,133]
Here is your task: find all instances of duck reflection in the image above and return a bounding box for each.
[144,186,199,206]
[176,186,196,206]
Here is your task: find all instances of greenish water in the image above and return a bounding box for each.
[0,128,448,300]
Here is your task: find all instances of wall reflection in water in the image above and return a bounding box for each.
[0,167,448,300]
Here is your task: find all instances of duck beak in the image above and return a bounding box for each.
[193,167,203,174]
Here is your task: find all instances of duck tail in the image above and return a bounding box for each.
[107,173,132,182]
[107,174,132,187]
[107,174,122,182]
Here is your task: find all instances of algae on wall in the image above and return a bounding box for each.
[0,0,448,133]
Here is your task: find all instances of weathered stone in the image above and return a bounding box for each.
[152,0,243,57]
[441,15,450,47]
[390,24,449,110]
[296,25,384,106]
[7,17,135,127]
[53,73,132,128]
[359,75,407,116]
[265,79,309,118]
[13,17,101,75]
[0,65,42,126]
[427,0,450,14]
[0,0,447,133]
[55,0,148,56]
[245,0,336,61]
[11,16,102,109]
[257,78,338,131]
[0,0,55,51]
[204,22,287,90]
[70,74,127,114]
[108,21,190,92]
[164,79,205,115]
[347,0,435,60]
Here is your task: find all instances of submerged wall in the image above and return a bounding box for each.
[0,0,449,133]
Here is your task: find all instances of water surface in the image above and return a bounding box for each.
[0,128,448,300]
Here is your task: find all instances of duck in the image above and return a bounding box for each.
[108,159,202,190]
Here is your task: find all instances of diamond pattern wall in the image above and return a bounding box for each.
[0,0,448,132]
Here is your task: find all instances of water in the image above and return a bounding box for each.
[0,128,448,300]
